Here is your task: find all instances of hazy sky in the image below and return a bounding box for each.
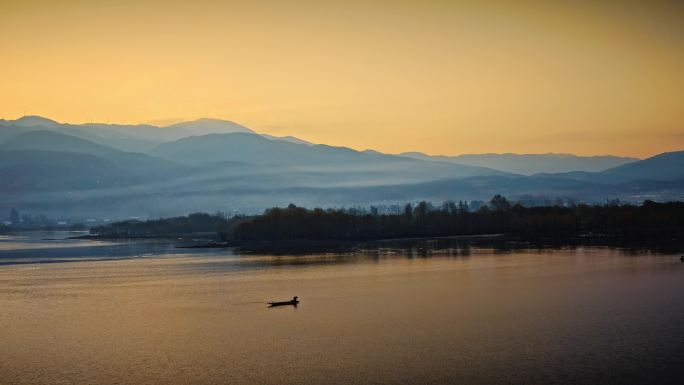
[1,0,683,157]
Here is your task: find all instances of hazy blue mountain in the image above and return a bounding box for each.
[0,117,107,143]
[1,116,309,151]
[600,151,684,182]
[0,124,39,143]
[0,150,135,192]
[81,122,177,140]
[231,175,682,209]
[1,116,134,141]
[165,118,255,136]
[261,133,314,146]
[82,118,255,142]
[76,123,166,151]
[536,151,684,184]
[0,130,185,178]
[151,132,366,166]
[1,116,682,219]
[1,130,119,155]
[84,119,313,148]
[531,171,598,183]
[1,117,161,153]
[8,167,682,219]
[399,152,638,175]
[150,132,510,182]
[87,135,162,153]
[1,115,61,128]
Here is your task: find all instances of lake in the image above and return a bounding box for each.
[0,232,683,384]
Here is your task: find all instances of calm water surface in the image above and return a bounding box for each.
[0,232,683,384]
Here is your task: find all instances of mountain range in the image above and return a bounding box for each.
[0,116,682,219]
[398,152,637,175]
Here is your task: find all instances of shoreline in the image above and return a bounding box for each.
[97,233,683,254]
[64,232,684,254]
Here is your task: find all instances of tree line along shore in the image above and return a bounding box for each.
[86,196,684,245]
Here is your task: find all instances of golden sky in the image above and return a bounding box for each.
[1,0,683,157]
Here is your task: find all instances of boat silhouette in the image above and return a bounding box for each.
[268,296,299,307]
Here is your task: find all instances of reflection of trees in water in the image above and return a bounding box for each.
[236,235,682,265]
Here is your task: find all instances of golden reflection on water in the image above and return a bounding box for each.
[0,247,683,385]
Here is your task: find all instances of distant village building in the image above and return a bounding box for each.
[57,221,67,226]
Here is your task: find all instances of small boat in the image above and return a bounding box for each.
[268,296,299,307]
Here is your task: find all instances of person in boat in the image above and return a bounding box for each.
[268,296,299,307]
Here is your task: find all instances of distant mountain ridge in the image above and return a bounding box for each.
[6,115,61,128]
[399,152,638,175]
[1,115,682,218]
[600,151,684,182]
[0,115,314,151]
[0,130,186,181]
[2,130,119,155]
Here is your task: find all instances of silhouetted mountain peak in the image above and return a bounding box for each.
[164,118,255,135]
[11,115,60,128]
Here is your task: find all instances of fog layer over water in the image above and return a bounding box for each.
[0,233,682,384]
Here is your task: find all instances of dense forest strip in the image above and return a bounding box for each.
[88,196,684,243]
[88,213,231,238]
